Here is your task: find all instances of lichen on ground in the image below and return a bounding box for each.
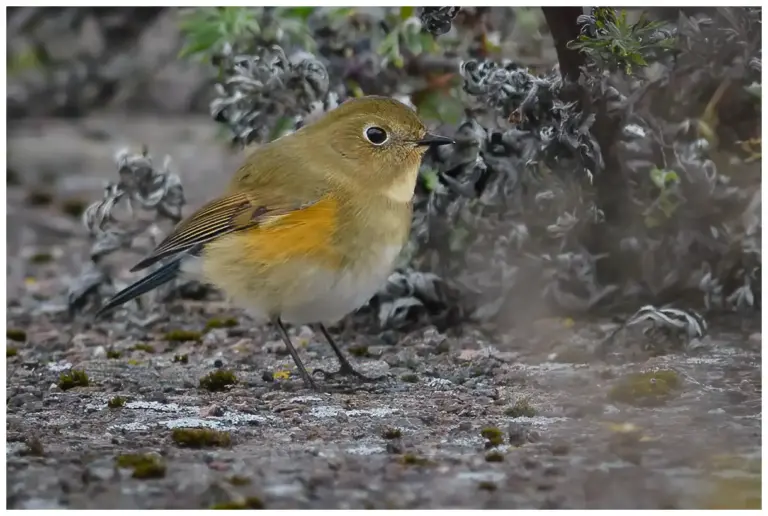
[5,6,761,511]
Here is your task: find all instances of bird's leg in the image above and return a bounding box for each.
[311,323,384,383]
[274,318,319,391]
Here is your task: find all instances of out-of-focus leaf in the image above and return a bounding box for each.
[649,167,679,190]
[416,89,464,125]
[420,168,440,191]
[282,7,315,20]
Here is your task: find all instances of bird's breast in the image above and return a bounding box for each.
[199,195,410,325]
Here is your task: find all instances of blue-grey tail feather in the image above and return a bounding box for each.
[95,258,182,318]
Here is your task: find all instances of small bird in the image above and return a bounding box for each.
[96,96,453,390]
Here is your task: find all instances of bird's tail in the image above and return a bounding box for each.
[95,258,182,318]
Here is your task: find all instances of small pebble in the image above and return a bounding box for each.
[200,404,225,417]
[549,440,570,456]
[263,340,289,355]
[207,461,229,472]
[296,325,315,345]
[83,459,117,482]
[203,329,227,346]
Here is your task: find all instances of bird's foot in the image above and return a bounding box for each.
[312,362,384,383]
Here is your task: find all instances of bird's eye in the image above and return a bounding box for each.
[365,126,388,145]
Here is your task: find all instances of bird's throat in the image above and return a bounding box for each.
[382,165,419,204]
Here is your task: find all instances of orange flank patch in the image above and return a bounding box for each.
[224,196,342,269]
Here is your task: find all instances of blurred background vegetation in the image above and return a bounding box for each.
[7,7,761,333]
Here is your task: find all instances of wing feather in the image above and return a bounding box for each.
[130,191,315,272]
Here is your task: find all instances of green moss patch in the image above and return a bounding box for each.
[398,453,433,466]
[171,428,231,448]
[478,480,497,491]
[382,427,402,439]
[204,317,238,331]
[227,475,251,486]
[348,344,370,357]
[29,252,53,264]
[211,497,264,509]
[164,330,202,342]
[58,369,89,391]
[199,370,238,392]
[108,396,126,408]
[23,437,45,456]
[7,329,27,342]
[26,190,54,206]
[481,426,504,447]
[60,198,88,218]
[505,398,536,418]
[608,369,681,406]
[115,453,166,479]
[485,450,505,462]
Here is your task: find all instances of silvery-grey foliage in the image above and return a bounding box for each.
[419,7,460,36]
[211,44,335,146]
[605,10,761,313]
[53,7,759,335]
[369,8,760,331]
[460,58,605,181]
[372,269,459,330]
[366,57,617,327]
[625,305,708,340]
[67,147,185,314]
[599,304,709,356]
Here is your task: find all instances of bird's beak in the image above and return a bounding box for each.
[415,132,455,147]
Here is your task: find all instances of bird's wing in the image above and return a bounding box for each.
[130,190,318,272]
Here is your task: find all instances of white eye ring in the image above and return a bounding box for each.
[364,126,389,146]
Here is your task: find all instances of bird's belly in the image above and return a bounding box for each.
[199,244,403,325]
[277,258,393,325]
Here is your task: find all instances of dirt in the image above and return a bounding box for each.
[5,115,762,510]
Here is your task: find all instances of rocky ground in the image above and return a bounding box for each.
[6,115,762,509]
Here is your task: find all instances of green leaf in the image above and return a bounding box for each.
[402,23,423,55]
[416,89,464,125]
[326,7,355,21]
[420,168,440,191]
[281,6,315,20]
[649,167,678,190]
[400,6,415,21]
[269,116,296,142]
[179,26,222,58]
[630,52,648,66]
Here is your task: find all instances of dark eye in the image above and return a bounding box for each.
[365,126,388,145]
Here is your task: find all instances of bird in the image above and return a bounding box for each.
[95,95,454,390]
